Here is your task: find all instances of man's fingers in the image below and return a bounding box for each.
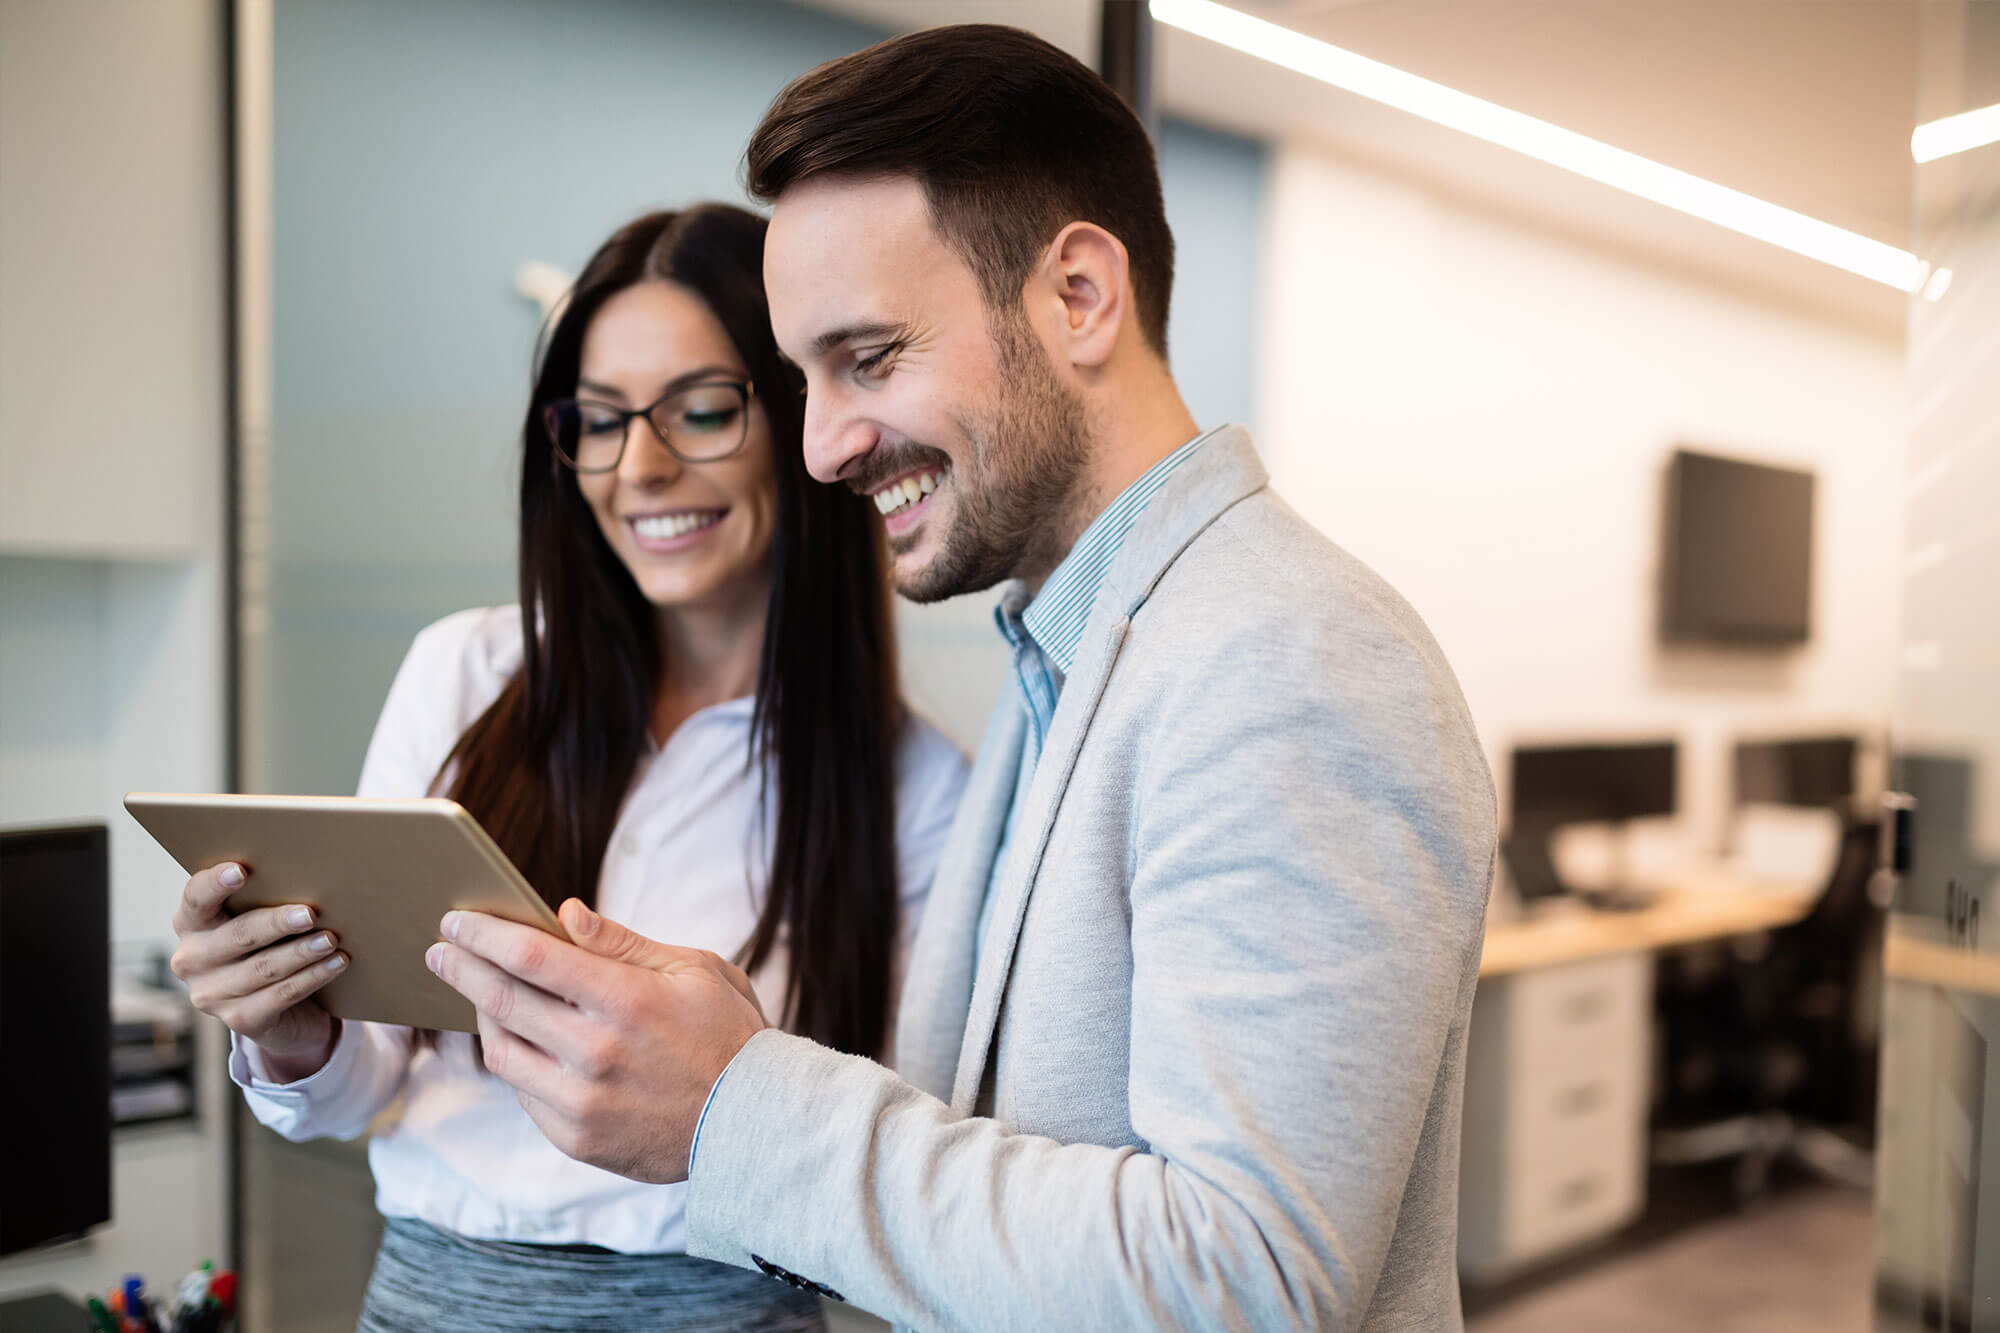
[442,910,633,1015]
[173,863,251,932]
[473,1010,567,1104]
[429,939,587,1053]
[172,902,319,979]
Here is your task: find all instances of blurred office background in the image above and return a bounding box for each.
[2,1,1997,1329]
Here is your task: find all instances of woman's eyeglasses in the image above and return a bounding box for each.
[544,379,754,473]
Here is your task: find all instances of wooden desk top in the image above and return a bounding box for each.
[1479,867,1819,977]
[1883,919,2000,997]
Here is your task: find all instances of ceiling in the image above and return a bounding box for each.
[797,0,1929,339]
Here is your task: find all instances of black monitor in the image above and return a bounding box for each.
[1660,448,1815,645]
[1733,736,1857,810]
[1506,742,1678,903]
[0,824,111,1256]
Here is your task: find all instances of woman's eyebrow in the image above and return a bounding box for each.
[575,364,746,400]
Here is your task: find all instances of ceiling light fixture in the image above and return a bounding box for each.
[1912,101,2000,164]
[1151,0,1925,292]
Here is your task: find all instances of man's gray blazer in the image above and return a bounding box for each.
[687,428,1497,1331]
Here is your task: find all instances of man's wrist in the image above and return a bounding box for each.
[689,1029,764,1178]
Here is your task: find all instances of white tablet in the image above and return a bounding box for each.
[126,792,570,1033]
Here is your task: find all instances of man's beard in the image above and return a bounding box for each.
[894,315,1093,604]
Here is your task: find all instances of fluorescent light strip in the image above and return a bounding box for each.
[1913,102,2000,163]
[1151,0,1924,291]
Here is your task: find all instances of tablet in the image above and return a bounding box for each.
[125,792,570,1033]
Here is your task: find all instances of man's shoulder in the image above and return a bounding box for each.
[1139,487,1450,675]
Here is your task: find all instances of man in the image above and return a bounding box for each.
[431,24,1495,1331]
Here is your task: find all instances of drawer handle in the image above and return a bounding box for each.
[1555,1082,1608,1116]
[1559,989,1612,1024]
[1554,1174,1605,1209]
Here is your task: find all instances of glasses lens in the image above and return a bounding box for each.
[653,383,748,461]
[546,399,626,472]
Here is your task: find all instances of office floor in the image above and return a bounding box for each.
[1467,1183,1874,1333]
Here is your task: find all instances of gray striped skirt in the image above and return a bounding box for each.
[356,1217,827,1332]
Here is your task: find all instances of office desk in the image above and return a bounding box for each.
[1480,869,1820,977]
[1461,867,1820,1281]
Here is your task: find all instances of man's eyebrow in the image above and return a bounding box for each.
[809,321,906,360]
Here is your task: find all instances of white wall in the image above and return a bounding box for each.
[1257,145,1906,875]
[0,0,230,1303]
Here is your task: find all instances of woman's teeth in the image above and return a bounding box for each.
[633,510,724,540]
[874,470,943,517]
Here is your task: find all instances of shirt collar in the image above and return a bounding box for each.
[1010,425,1223,675]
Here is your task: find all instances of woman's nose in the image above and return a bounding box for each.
[618,417,683,487]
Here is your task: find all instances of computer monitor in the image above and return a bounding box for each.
[0,824,111,1256]
[1660,448,1815,645]
[1505,741,1678,903]
[1733,736,1857,810]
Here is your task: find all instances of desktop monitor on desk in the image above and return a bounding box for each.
[0,824,111,1256]
[1505,741,1678,906]
[1733,736,1857,811]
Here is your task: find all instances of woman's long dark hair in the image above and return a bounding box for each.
[439,205,904,1057]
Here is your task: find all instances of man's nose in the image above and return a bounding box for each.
[801,391,878,486]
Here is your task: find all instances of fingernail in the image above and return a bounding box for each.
[441,912,462,941]
[309,933,334,954]
[219,864,245,889]
[425,943,444,974]
[568,900,599,937]
[324,954,347,973]
[286,906,313,930]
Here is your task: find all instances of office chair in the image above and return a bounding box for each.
[1652,804,1884,1200]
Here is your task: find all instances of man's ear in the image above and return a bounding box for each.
[1033,221,1131,372]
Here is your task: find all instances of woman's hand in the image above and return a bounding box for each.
[169,863,347,1082]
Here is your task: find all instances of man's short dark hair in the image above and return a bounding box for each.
[746,24,1175,356]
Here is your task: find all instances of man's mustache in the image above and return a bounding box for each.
[845,445,953,497]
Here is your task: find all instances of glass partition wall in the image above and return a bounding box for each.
[1874,3,2000,1328]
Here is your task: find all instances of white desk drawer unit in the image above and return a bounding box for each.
[1459,951,1654,1282]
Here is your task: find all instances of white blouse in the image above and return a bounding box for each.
[230,606,968,1255]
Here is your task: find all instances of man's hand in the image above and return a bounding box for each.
[427,898,768,1183]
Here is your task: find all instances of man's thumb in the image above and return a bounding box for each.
[560,898,672,967]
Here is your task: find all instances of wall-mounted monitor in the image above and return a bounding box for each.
[1660,447,1815,646]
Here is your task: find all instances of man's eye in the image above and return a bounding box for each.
[854,344,899,378]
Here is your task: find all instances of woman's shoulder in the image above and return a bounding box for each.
[383,605,526,737]
[893,708,970,817]
[897,708,968,774]
[404,605,525,688]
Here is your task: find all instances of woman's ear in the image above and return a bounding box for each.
[1035,221,1131,373]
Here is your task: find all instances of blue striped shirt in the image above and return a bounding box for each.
[977,426,1221,953]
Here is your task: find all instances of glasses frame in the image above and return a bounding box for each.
[544,377,756,473]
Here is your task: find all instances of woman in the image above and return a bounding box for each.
[167,205,966,1331]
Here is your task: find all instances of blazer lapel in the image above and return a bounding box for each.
[894,695,1027,1100]
[940,425,1274,1114]
[949,607,1131,1112]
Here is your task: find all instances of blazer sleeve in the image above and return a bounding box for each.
[684,600,1496,1331]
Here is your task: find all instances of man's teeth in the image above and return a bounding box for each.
[633,511,724,540]
[873,470,943,517]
